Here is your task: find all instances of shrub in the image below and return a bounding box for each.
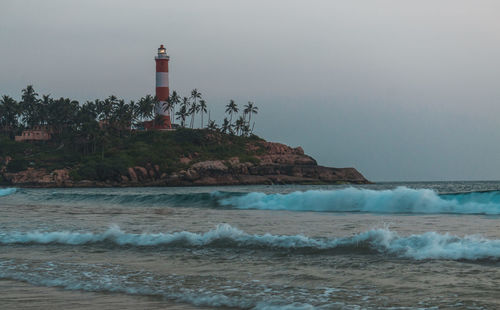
[7,158,29,172]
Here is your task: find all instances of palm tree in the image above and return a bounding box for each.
[176,104,188,127]
[235,116,246,136]
[0,95,20,137]
[76,100,100,154]
[190,89,202,128]
[40,94,52,126]
[45,97,79,138]
[199,100,207,128]
[164,97,174,120]
[20,85,40,128]
[242,123,250,136]
[190,89,201,105]
[243,101,258,126]
[169,91,180,124]
[136,95,155,122]
[153,113,167,128]
[111,99,133,133]
[188,101,198,129]
[225,100,238,125]
[207,120,218,131]
[221,117,230,134]
[180,96,189,111]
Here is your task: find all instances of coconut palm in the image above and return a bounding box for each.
[207,120,218,131]
[0,95,20,136]
[164,97,174,120]
[165,93,177,124]
[190,89,201,105]
[136,95,155,122]
[243,101,258,126]
[235,115,246,136]
[221,118,231,134]
[176,104,188,127]
[189,89,202,128]
[242,123,250,136]
[225,100,238,125]
[46,97,79,136]
[20,85,40,127]
[180,97,189,111]
[39,94,52,126]
[169,91,180,124]
[199,99,207,128]
[188,101,198,129]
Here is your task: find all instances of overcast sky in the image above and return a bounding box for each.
[2,0,500,181]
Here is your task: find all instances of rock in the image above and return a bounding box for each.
[227,157,240,166]
[0,136,369,187]
[179,157,191,165]
[128,168,138,182]
[53,169,70,185]
[294,146,304,155]
[134,166,148,179]
[191,160,228,172]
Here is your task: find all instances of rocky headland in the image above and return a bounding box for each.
[0,136,368,187]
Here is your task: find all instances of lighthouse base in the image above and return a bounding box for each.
[143,115,172,130]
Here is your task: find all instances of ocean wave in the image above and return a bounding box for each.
[219,187,500,214]
[0,188,16,197]
[2,224,500,260]
[5,190,239,207]
[7,187,500,215]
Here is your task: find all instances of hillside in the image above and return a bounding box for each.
[0,129,369,187]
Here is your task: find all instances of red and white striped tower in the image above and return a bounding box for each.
[155,44,171,129]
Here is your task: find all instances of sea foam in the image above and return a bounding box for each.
[219,187,500,214]
[2,224,500,261]
[0,188,16,197]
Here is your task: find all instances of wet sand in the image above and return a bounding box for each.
[0,280,203,310]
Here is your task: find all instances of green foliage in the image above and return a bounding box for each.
[239,155,260,165]
[1,85,263,183]
[7,158,29,172]
[1,128,265,182]
[73,155,131,182]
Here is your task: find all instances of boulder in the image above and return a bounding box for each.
[179,157,191,165]
[127,168,138,182]
[134,166,148,179]
[191,160,228,172]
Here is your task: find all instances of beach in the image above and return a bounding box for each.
[1,183,500,309]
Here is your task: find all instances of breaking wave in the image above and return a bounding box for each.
[6,186,500,214]
[2,224,500,260]
[0,188,16,197]
[219,187,500,214]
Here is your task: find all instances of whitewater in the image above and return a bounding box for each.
[1,182,500,309]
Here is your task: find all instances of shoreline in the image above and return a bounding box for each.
[3,171,371,189]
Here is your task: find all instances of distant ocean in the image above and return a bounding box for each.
[1,182,500,309]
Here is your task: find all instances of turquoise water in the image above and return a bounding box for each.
[1,182,500,309]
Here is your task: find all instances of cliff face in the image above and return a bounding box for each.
[0,140,369,187]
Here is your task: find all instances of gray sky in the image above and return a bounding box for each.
[2,0,500,181]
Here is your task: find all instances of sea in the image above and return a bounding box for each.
[1,182,500,309]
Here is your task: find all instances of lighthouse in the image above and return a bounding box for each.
[154,44,171,129]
